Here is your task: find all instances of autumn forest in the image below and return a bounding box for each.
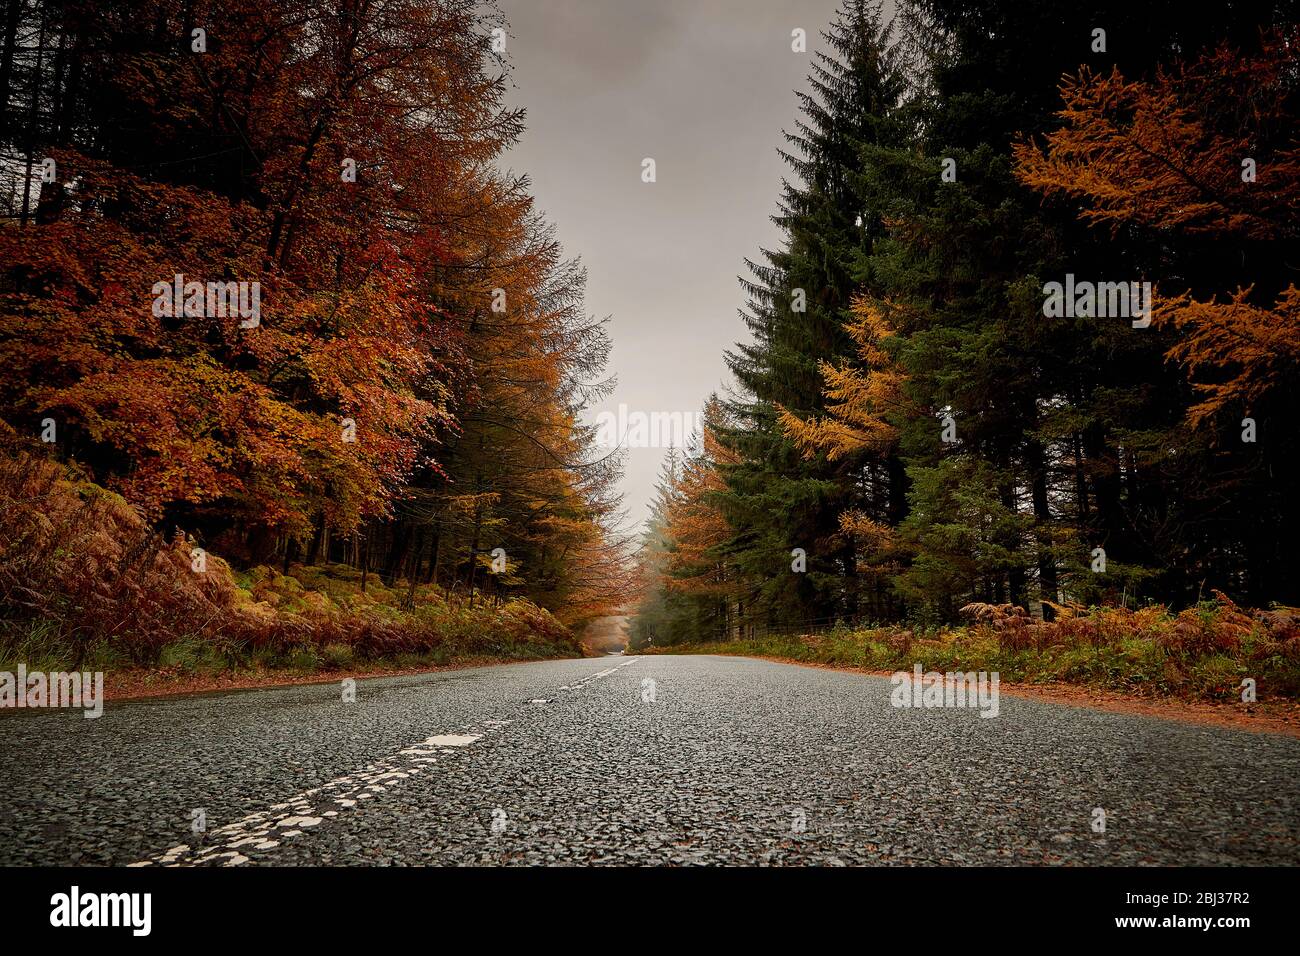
[1,0,626,667]
[1,0,1299,685]
[631,0,1300,655]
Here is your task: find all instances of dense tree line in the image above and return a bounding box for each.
[0,0,627,628]
[632,0,1299,647]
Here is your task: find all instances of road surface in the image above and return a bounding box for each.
[2,655,1297,865]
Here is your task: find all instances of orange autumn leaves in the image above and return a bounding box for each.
[1156,286,1300,427]
[1012,28,1300,428]
[653,306,907,608]
[779,298,905,462]
[0,0,630,626]
[777,297,907,551]
[783,29,1300,475]
[3,2,542,536]
[659,401,737,602]
[0,148,451,537]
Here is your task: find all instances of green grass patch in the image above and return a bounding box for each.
[644,598,1300,702]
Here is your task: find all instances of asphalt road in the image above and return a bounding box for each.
[2,654,1298,865]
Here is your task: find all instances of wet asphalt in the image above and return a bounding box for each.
[2,654,1297,865]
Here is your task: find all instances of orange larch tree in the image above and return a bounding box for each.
[1013,28,1300,428]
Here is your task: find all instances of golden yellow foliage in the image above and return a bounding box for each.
[1014,30,1300,428]
[1156,285,1300,425]
[780,297,907,460]
[1013,33,1299,240]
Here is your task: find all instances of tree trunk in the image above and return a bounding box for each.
[359,532,369,593]
[19,6,46,227]
[0,0,22,122]
[1026,439,1058,619]
[404,527,424,608]
[465,504,483,606]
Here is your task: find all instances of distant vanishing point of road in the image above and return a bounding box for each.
[2,655,1297,865]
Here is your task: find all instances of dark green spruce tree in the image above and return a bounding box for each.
[878,0,1294,620]
[719,0,910,630]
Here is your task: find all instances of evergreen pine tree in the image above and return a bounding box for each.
[719,0,910,630]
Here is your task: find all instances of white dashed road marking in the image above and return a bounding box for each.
[129,658,640,866]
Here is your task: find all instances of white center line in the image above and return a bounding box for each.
[129,659,640,866]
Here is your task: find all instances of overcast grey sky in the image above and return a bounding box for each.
[499,0,862,530]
